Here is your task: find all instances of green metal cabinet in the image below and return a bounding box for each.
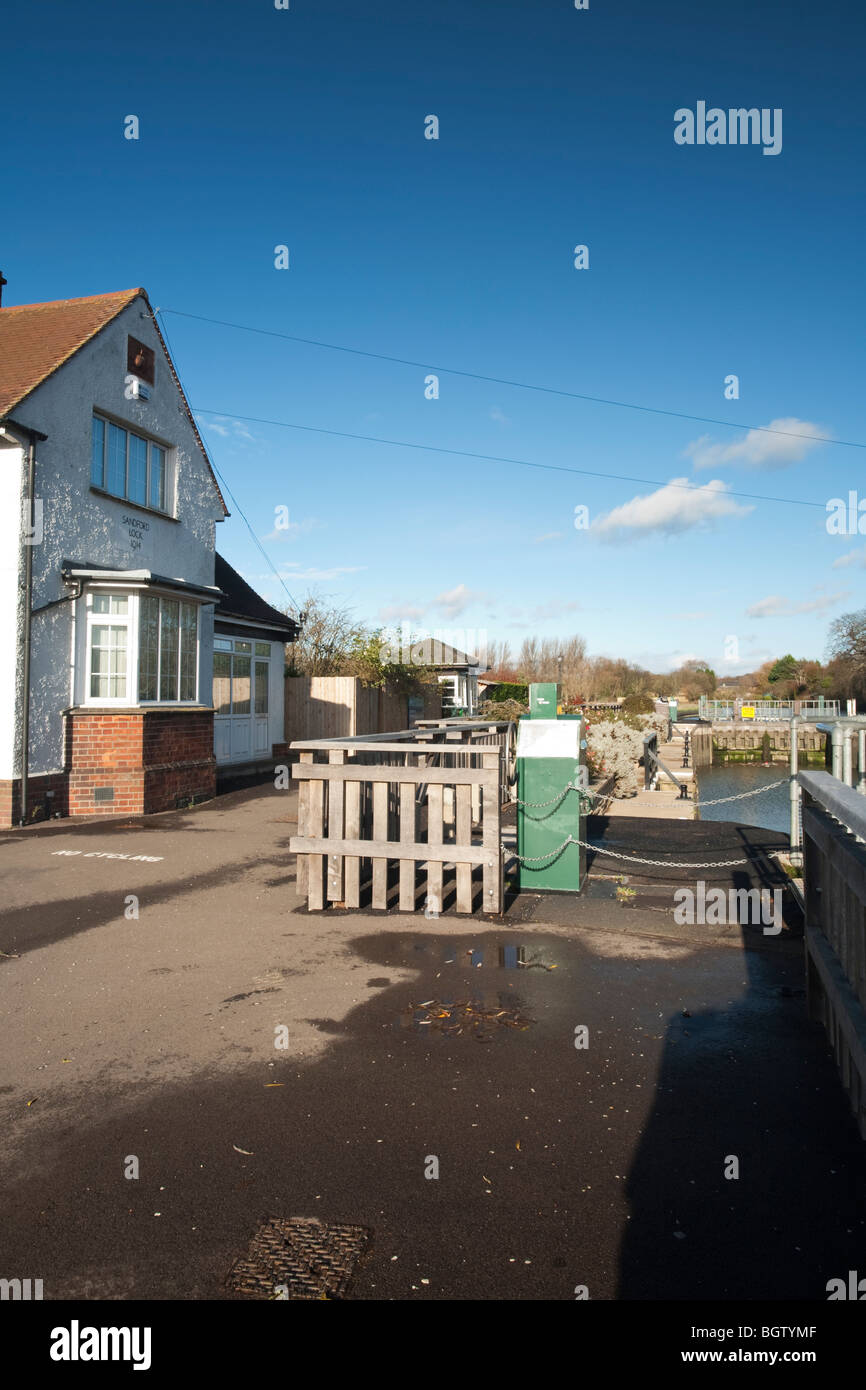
[516,695,586,893]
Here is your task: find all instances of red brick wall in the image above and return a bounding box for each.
[0,709,216,828]
[0,771,69,828]
[141,709,215,813]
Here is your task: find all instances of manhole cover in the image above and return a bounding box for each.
[227,1217,371,1300]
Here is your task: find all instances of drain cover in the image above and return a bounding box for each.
[227,1217,370,1300]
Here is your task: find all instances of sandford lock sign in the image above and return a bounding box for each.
[120,513,152,562]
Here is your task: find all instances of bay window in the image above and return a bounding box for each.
[83,588,200,706]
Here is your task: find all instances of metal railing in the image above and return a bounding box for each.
[798,770,866,1137]
[699,697,842,722]
[643,733,689,798]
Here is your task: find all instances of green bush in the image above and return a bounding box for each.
[483,682,528,704]
[477,698,528,720]
[621,693,655,715]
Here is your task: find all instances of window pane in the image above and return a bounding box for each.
[128,434,147,506]
[255,642,270,657]
[93,593,128,615]
[254,660,268,715]
[232,656,251,715]
[213,651,232,714]
[138,594,159,700]
[179,604,197,701]
[107,422,127,496]
[150,446,165,510]
[91,417,105,487]
[159,599,179,700]
[90,624,127,700]
[234,641,251,654]
[214,637,232,651]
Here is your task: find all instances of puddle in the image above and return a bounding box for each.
[435,942,555,972]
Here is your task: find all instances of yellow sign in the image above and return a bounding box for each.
[741,706,756,719]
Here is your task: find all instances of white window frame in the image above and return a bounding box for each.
[81,586,201,708]
[212,637,270,717]
[90,412,174,516]
[86,592,133,705]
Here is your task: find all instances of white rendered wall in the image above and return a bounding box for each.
[10,295,225,776]
[0,442,24,777]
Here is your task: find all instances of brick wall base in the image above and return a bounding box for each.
[0,707,217,829]
[0,771,70,828]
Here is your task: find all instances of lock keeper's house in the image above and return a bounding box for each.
[0,285,298,827]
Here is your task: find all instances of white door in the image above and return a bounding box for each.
[213,641,272,764]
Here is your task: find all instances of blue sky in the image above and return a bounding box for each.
[3,0,864,674]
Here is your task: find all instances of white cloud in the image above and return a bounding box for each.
[832,548,866,570]
[263,517,320,543]
[278,563,366,582]
[379,584,487,624]
[431,583,483,619]
[527,599,581,621]
[685,418,825,471]
[592,477,751,540]
[379,603,426,622]
[746,591,848,618]
[532,531,563,543]
[669,610,711,621]
[489,407,512,426]
[196,414,255,442]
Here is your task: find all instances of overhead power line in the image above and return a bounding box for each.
[189,407,827,511]
[155,311,301,613]
[160,305,864,453]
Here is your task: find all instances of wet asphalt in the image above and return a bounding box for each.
[1,785,864,1301]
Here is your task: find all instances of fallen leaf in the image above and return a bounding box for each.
[232,1144,254,1155]
[264,1083,284,1088]
[26,1098,37,1107]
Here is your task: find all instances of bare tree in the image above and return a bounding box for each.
[827,608,866,702]
[282,591,366,676]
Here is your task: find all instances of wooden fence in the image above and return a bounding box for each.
[285,675,443,744]
[290,726,509,915]
[800,770,866,1137]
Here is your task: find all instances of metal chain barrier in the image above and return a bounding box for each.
[693,781,788,806]
[514,782,580,810]
[503,833,772,869]
[580,779,788,807]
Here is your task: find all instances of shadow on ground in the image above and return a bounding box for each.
[0,922,863,1301]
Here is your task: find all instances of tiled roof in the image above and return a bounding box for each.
[214,553,299,637]
[411,640,479,667]
[0,287,229,516]
[0,288,143,416]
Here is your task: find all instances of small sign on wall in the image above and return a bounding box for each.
[741,706,756,720]
[120,513,153,563]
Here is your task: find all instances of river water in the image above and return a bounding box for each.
[695,762,791,834]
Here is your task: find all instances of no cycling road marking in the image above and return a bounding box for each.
[51,850,164,863]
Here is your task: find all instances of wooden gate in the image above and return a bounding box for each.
[290,735,504,915]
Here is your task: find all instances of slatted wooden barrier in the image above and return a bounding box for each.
[800,770,866,1138]
[290,737,504,915]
